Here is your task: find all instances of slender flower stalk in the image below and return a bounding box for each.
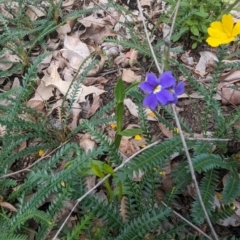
[137,0,219,239]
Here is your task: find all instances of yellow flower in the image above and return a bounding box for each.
[134,134,143,140]
[38,150,44,157]
[110,123,116,129]
[206,14,240,47]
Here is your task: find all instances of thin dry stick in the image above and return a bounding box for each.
[136,0,218,239]
[135,1,162,74]
[172,106,218,240]
[187,137,230,142]
[52,139,212,240]
[52,140,161,240]
[161,201,213,240]
[0,141,69,179]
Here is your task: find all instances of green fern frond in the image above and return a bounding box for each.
[10,209,52,233]
[62,56,99,126]
[211,204,235,223]
[90,100,115,122]
[193,141,214,156]
[81,120,123,165]
[114,137,182,183]
[65,212,94,240]
[81,195,123,229]
[113,207,171,240]
[221,169,240,204]
[191,169,219,224]
[154,223,187,239]
[161,105,192,133]
[35,188,70,240]
[192,153,237,173]
[0,234,28,240]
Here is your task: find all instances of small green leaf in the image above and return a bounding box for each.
[119,128,143,136]
[103,163,115,175]
[91,163,104,178]
[190,26,199,36]
[114,79,125,103]
[191,42,198,49]
[116,102,124,132]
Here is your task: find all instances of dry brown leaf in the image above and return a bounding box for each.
[158,122,173,138]
[0,201,17,212]
[0,50,20,71]
[78,15,106,28]
[221,85,240,105]
[125,49,138,67]
[194,51,218,76]
[62,0,75,8]
[26,100,45,111]
[102,42,119,57]
[68,102,82,131]
[83,76,108,86]
[0,124,6,136]
[62,35,91,71]
[120,196,128,223]
[57,22,72,37]
[120,138,139,157]
[29,81,54,102]
[0,4,14,19]
[83,94,101,118]
[124,98,157,121]
[114,53,130,67]
[80,24,116,44]
[78,134,96,152]
[180,51,194,66]
[122,69,141,83]
[220,70,240,82]
[140,0,153,7]
[26,5,45,21]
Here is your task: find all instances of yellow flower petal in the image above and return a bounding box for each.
[206,37,222,47]
[134,134,142,140]
[208,26,227,38]
[38,150,44,157]
[233,21,240,36]
[222,14,234,37]
[110,123,116,129]
[148,111,156,118]
[206,14,240,47]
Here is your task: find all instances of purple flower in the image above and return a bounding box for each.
[139,71,184,110]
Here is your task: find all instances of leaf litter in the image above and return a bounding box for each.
[2,0,240,238]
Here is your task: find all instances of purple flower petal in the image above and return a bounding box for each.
[143,93,158,110]
[159,71,176,89]
[145,72,159,87]
[156,89,174,105]
[175,82,185,95]
[169,94,178,104]
[139,82,155,92]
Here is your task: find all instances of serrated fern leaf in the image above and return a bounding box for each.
[211,204,235,223]
[192,153,236,173]
[114,207,171,240]
[221,170,240,204]
[115,137,182,183]
[81,120,123,165]
[65,212,94,240]
[191,169,218,224]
